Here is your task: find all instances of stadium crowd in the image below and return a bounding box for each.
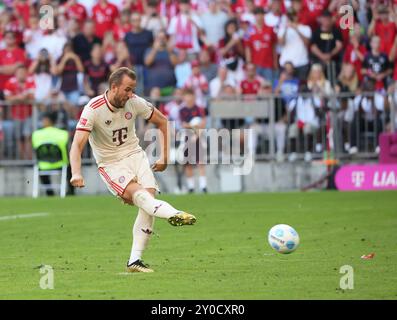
[0,0,396,163]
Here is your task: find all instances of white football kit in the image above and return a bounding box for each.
[76,91,159,196]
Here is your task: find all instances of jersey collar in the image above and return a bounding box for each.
[104,90,116,113]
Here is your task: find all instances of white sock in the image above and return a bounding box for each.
[133,189,179,219]
[129,208,154,265]
[199,176,207,190]
[187,177,195,190]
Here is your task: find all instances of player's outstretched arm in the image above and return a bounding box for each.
[70,130,90,188]
[148,108,169,172]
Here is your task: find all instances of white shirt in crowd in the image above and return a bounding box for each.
[209,73,238,99]
[200,10,229,46]
[278,24,311,68]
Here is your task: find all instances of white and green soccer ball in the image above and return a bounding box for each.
[268,224,300,254]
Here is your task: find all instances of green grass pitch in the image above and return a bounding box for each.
[0,191,396,299]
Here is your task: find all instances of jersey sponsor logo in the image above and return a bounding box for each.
[112,127,128,146]
[79,118,87,126]
[125,112,132,120]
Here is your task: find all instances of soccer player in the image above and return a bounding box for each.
[69,67,197,273]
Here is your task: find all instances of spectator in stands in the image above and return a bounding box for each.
[245,7,278,84]
[274,62,300,105]
[125,12,154,95]
[362,35,393,93]
[265,0,287,34]
[349,79,384,155]
[310,9,343,82]
[54,42,84,109]
[238,62,267,97]
[368,4,396,56]
[28,48,56,105]
[179,88,207,193]
[158,0,180,22]
[174,48,192,88]
[289,0,312,27]
[200,0,229,48]
[218,18,245,81]
[102,31,117,65]
[109,40,134,72]
[161,88,184,130]
[84,43,109,97]
[23,15,44,60]
[300,0,329,30]
[184,60,209,109]
[61,0,88,28]
[307,63,333,154]
[335,62,359,152]
[92,0,119,39]
[167,0,204,54]
[112,9,132,41]
[0,31,26,92]
[142,0,168,35]
[243,62,288,161]
[72,20,102,64]
[343,23,367,82]
[287,83,321,162]
[40,21,68,62]
[278,8,311,81]
[209,65,238,99]
[144,29,177,96]
[199,49,218,83]
[4,65,35,160]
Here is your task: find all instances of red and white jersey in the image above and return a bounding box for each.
[240,76,265,95]
[63,2,88,26]
[3,75,35,121]
[92,1,119,39]
[76,91,154,167]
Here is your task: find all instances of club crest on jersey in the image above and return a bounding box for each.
[125,112,132,120]
[119,176,125,183]
[105,120,112,125]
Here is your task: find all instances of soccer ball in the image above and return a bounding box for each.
[268,224,300,254]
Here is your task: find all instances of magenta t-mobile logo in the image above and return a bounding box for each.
[351,171,365,188]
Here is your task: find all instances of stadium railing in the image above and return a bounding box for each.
[0,92,396,165]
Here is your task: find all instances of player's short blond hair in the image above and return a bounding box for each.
[109,67,136,88]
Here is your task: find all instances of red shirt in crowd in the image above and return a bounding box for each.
[14,1,31,28]
[3,75,35,121]
[374,20,397,55]
[92,1,119,39]
[240,77,264,95]
[246,25,277,69]
[302,0,329,29]
[0,47,27,90]
[343,43,367,81]
[112,22,132,41]
[63,2,87,26]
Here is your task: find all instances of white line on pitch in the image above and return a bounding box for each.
[0,213,50,221]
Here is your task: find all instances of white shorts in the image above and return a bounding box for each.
[98,151,159,197]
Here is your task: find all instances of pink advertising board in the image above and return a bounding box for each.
[335,164,397,191]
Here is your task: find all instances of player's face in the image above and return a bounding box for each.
[113,75,137,108]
